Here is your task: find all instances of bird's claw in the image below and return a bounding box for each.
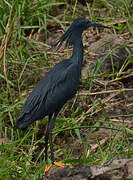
[44,162,71,174]
[54,161,71,168]
[44,164,53,174]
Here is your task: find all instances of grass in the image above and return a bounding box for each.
[0,0,133,179]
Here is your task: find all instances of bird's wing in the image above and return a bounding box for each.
[53,60,80,84]
[18,62,67,118]
[19,60,79,119]
[44,62,80,113]
[19,91,43,117]
[48,62,79,93]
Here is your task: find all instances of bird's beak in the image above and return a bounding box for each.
[90,22,110,29]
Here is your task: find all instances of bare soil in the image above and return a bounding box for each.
[44,159,133,180]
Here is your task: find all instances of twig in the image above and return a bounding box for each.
[110,118,132,124]
[77,92,120,123]
[78,88,133,96]
[90,100,123,117]
[2,6,13,102]
[87,137,109,158]
[108,73,133,83]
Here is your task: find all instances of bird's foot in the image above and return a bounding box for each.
[44,164,53,174]
[44,162,71,174]
[54,161,71,167]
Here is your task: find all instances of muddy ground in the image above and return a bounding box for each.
[44,159,133,180]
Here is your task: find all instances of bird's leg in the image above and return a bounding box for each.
[45,114,52,162]
[49,112,71,168]
[44,113,56,174]
[48,114,56,164]
[44,112,70,174]
[44,114,55,173]
[44,112,59,174]
[44,125,49,162]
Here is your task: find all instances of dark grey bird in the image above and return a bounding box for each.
[16,18,109,168]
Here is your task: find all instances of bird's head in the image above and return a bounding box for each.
[53,18,110,49]
[71,18,109,31]
[70,18,95,32]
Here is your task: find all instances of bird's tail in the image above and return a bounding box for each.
[16,113,34,130]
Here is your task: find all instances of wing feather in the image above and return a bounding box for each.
[17,59,80,129]
[19,60,71,117]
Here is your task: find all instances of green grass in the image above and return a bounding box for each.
[0,0,133,179]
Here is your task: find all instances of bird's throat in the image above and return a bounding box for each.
[71,38,83,67]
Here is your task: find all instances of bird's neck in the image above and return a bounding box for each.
[71,38,83,67]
